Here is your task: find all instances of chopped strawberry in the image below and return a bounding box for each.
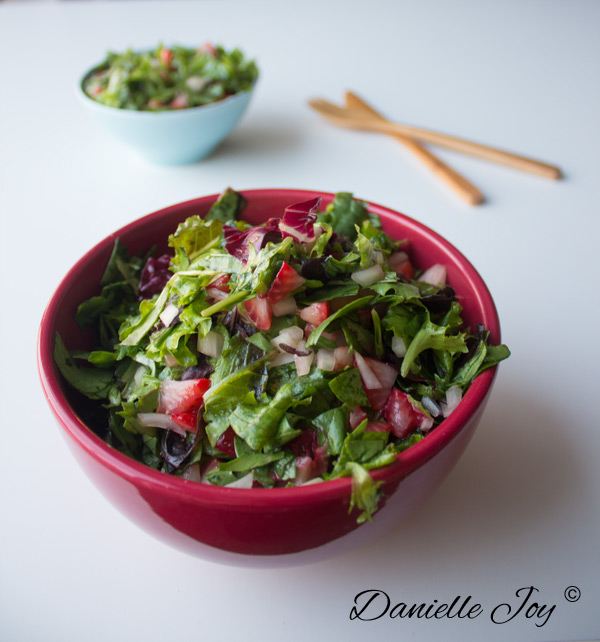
[388,251,414,279]
[215,427,237,457]
[147,99,164,110]
[170,410,199,433]
[349,406,367,429]
[210,274,231,292]
[244,295,272,330]
[384,389,426,439]
[365,421,392,433]
[170,93,189,109]
[289,428,328,484]
[354,353,398,410]
[157,379,210,415]
[267,261,306,303]
[299,301,329,326]
[159,47,173,65]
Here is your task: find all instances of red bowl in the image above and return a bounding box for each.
[38,189,501,565]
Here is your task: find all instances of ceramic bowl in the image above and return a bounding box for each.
[38,189,502,566]
[77,65,254,165]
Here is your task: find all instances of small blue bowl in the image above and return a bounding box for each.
[78,69,255,165]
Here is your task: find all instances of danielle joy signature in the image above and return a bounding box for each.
[349,585,581,628]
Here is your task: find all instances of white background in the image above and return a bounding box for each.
[1,1,599,640]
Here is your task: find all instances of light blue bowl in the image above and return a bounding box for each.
[78,70,255,165]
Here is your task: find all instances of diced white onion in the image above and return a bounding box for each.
[164,354,179,368]
[354,352,380,389]
[133,365,146,389]
[181,463,202,482]
[420,416,435,432]
[206,287,229,302]
[421,396,441,418]
[185,75,208,91]
[226,472,254,489]
[295,349,314,376]
[333,345,354,369]
[391,335,407,358]
[442,386,463,417]
[267,352,296,368]
[271,325,304,351]
[271,296,298,316]
[197,330,225,358]
[351,264,385,287]
[388,251,410,271]
[316,349,336,371]
[159,303,179,328]
[419,264,447,286]
[137,412,186,436]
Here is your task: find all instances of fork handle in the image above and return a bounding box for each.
[344,92,484,204]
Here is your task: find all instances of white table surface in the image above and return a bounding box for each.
[1,1,599,640]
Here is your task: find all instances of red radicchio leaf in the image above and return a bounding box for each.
[279,197,321,243]
[139,254,172,299]
[223,219,282,263]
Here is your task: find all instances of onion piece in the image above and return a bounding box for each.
[421,396,441,418]
[442,386,463,417]
[333,345,354,370]
[316,349,335,371]
[271,326,304,351]
[354,352,380,389]
[226,472,254,489]
[164,354,179,368]
[351,264,385,287]
[181,463,202,482]
[271,296,298,316]
[295,344,314,376]
[137,412,186,437]
[419,264,447,286]
[391,336,407,358]
[159,303,180,327]
[206,287,229,302]
[267,352,296,368]
[197,330,225,358]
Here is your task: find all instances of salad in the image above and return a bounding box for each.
[55,190,509,522]
[83,43,258,111]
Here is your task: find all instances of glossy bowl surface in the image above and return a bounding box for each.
[78,67,254,165]
[38,189,501,565]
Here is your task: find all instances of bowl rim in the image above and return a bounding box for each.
[77,58,256,117]
[38,188,500,509]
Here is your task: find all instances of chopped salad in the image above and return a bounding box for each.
[83,44,258,111]
[55,190,509,522]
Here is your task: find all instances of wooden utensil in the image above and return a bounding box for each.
[344,91,485,205]
[308,97,562,180]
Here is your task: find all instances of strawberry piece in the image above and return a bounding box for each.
[157,379,210,415]
[384,389,424,439]
[244,295,272,330]
[215,427,237,457]
[349,406,367,429]
[388,251,414,279]
[210,274,230,292]
[170,411,199,433]
[159,47,173,65]
[267,261,306,303]
[354,353,397,410]
[299,301,329,326]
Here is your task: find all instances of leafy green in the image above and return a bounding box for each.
[54,334,113,400]
[204,187,247,223]
[317,192,369,239]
